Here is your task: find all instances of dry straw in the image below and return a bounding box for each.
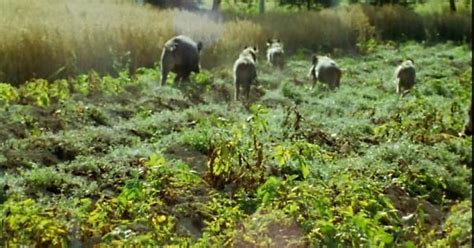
[0,0,471,85]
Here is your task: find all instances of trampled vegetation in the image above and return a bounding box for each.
[0,0,472,247]
[0,41,471,246]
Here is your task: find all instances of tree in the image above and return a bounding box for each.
[259,0,265,14]
[278,0,338,10]
[212,0,221,11]
[449,0,457,12]
[354,0,418,6]
[141,0,199,10]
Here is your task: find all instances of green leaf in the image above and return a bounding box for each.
[404,241,416,248]
[145,153,166,168]
[299,157,309,179]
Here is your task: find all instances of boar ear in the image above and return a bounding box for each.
[407,58,414,64]
[197,41,203,51]
[244,46,248,50]
[169,44,177,52]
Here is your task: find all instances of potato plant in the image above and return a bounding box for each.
[0,42,471,247]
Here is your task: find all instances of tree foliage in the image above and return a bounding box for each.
[141,0,200,9]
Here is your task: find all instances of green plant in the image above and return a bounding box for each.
[18,79,51,107]
[430,200,472,247]
[1,197,68,246]
[0,42,470,246]
[0,83,19,107]
[205,104,268,189]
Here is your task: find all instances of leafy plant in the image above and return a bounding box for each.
[1,198,68,246]
[0,42,470,247]
[0,83,19,107]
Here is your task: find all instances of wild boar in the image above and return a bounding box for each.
[308,55,342,90]
[234,46,258,101]
[160,35,203,86]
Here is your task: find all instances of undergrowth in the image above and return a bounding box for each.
[0,42,471,247]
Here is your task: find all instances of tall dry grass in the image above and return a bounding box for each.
[243,5,375,53]
[362,4,472,42]
[0,0,175,84]
[0,0,471,85]
[362,5,426,41]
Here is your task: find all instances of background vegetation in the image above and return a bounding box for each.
[0,0,471,85]
[0,0,472,247]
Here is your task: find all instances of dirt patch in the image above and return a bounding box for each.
[206,82,233,103]
[137,97,191,112]
[261,97,294,108]
[1,137,79,169]
[247,84,266,104]
[384,184,444,226]
[0,105,65,141]
[164,144,208,175]
[305,129,340,147]
[0,121,29,140]
[235,210,309,248]
[176,215,205,240]
[0,128,133,170]
[384,184,445,243]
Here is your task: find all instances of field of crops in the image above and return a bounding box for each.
[0,40,471,246]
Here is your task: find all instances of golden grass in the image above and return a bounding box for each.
[222,5,376,56]
[0,0,174,84]
[0,0,471,85]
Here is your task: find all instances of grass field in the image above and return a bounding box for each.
[0,41,471,246]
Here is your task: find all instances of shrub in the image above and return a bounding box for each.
[430,200,472,247]
[424,10,472,42]
[0,83,19,107]
[0,198,68,246]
